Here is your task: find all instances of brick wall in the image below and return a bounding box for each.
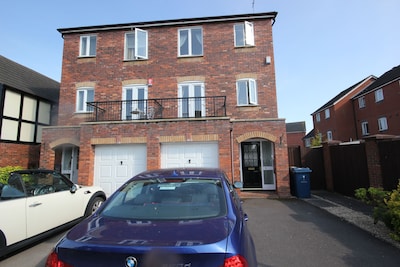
[0,143,40,168]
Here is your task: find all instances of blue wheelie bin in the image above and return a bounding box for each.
[290,167,312,198]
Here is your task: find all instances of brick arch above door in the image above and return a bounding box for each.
[49,138,80,149]
[236,131,277,143]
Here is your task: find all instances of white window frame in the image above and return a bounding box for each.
[316,113,321,122]
[124,29,148,60]
[375,88,384,102]
[378,117,388,131]
[234,21,255,47]
[76,87,94,113]
[325,108,330,119]
[178,82,205,118]
[79,35,96,57]
[358,96,366,108]
[237,79,257,106]
[178,27,203,57]
[327,131,333,141]
[361,121,369,135]
[122,85,148,120]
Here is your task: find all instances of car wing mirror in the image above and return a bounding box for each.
[233,181,243,189]
[70,184,78,194]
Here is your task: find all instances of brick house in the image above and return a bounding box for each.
[352,65,400,138]
[310,76,376,143]
[40,12,290,197]
[0,55,59,168]
[286,122,306,147]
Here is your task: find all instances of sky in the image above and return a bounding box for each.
[1,0,399,132]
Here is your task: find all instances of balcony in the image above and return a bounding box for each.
[86,96,226,122]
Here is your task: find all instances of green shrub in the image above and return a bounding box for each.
[355,181,400,241]
[0,166,24,184]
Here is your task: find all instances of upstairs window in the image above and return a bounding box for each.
[234,21,254,47]
[76,87,94,112]
[325,108,330,119]
[125,29,148,60]
[178,82,205,118]
[316,113,321,122]
[80,35,96,57]
[378,117,388,131]
[375,88,384,102]
[237,79,257,106]
[327,131,333,141]
[358,96,366,108]
[178,27,203,57]
[361,121,369,135]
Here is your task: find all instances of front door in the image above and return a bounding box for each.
[241,140,276,190]
[241,142,262,188]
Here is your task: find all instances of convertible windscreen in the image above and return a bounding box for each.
[101,178,227,220]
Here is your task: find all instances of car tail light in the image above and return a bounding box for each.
[223,255,248,267]
[45,251,73,267]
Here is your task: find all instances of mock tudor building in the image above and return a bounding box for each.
[0,55,59,168]
[40,12,290,197]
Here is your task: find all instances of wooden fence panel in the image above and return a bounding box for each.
[288,146,301,167]
[303,147,326,190]
[379,139,400,190]
[330,143,369,196]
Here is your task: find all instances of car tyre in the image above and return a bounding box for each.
[85,197,104,217]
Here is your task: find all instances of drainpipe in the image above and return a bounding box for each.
[230,123,235,183]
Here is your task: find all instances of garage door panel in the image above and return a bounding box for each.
[95,145,147,196]
[161,142,218,168]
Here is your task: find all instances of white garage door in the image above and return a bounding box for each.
[161,142,219,168]
[94,144,147,196]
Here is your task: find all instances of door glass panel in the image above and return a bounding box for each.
[263,170,274,185]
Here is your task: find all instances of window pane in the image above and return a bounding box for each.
[89,36,96,56]
[244,21,254,46]
[3,90,21,118]
[237,81,248,105]
[20,122,35,142]
[249,80,257,104]
[179,30,189,55]
[136,29,148,59]
[22,97,37,121]
[234,24,245,46]
[191,28,203,55]
[126,33,135,59]
[38,101,51,124]
[81,37,87,55]
[77,91,85,111]
[87,89,94,102]
[1,119,18,141]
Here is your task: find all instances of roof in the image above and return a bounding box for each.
[286,122,306,133]
[303,129,315,140]
[58,12,278,34]
[311,75,376,115]
[353,65,400,98]
[0,55,60,102]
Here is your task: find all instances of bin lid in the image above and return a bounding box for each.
[291,167,312,173]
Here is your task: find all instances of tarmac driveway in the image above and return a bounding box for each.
[243,198,400,267]
[1,198,400,267]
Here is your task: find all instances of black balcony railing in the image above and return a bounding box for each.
[86,96,226,122]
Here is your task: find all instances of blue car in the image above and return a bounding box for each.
[46,168,257,267]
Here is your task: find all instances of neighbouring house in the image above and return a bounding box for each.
[310,75,376,143]
[286,121,306,147]
[40,12,290,197]
[352,65,400,138]
[0,55,59,168]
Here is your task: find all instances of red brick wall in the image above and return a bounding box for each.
[58,19,277,125]
[355,80,400,137]
[0,143,40,168]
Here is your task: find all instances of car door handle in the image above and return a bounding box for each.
[29,202,42,207]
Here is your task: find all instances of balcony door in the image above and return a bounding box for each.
[178,82,205,118]
[122,85,148,120]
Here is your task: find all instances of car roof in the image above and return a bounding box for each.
[134,168,227,180]
[11,169,55,174]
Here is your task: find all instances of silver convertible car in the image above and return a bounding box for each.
[0,169,106,258]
